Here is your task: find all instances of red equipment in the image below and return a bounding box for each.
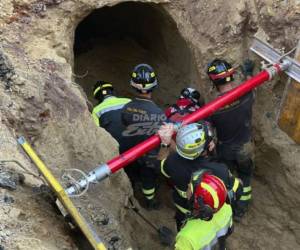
[193,173,227,212]
[65,61,290,195]
[108,64,285,173]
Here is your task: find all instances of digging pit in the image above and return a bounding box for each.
[0,0,300,249]
[73,2,200,108]
[72,2,300,250]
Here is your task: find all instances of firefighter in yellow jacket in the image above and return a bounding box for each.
[175,169,233,250]
[92,80,131,153]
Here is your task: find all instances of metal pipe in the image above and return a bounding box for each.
[66,63,286,195]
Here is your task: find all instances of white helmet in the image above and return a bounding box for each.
[176,122,211,160]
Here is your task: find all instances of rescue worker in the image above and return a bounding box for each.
[92,81,131,153]
[157,122,242,230]
[175,170,233,250]
[165,87,204,122]
[122,64,167,210]
[207,59,255,219]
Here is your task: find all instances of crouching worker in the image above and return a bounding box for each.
[175,170,233,250]
[157,122,242,231]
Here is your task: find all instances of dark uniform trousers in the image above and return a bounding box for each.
[217,142,254,206]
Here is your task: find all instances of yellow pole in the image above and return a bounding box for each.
[18,137,106,250]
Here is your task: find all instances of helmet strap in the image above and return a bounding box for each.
[189,169,214,221]
[194,197,214,221]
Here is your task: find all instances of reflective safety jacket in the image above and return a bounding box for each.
[160,153,242,216]
[175,203,232,250]
[92,96,131,152]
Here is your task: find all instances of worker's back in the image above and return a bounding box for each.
[210,91,254,146]
[161,153,231,215]
[175,203,232,250]
[121,97,166,149]
[92,95,131,153]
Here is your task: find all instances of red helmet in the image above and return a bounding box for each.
[190,170,227,220]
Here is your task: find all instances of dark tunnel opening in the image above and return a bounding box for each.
[72,3,202,248]
[73,1,199,107]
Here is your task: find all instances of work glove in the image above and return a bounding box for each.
[158,123,175,146]
[241,59,255,77]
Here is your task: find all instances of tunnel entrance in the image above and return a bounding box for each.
[73,2,199,107]
[73,3,199,248]
[70,2,300,250]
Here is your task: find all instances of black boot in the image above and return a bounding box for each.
[233,200,249,221]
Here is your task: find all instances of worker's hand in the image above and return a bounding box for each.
[208,140,215,152]
[158,123,175,146]
[241,59,255,77]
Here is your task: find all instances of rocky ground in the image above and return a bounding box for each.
[0,0,300,249]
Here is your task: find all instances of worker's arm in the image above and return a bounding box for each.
[92,111,100,127]
[157,123,175,160]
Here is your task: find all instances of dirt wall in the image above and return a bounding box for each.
[0,0,300,249]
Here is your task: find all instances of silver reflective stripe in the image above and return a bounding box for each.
[216,225,229,238]
[202,236,218,250]
[201,219,231,250]
[216,219,231,238]
[96,104,126,117]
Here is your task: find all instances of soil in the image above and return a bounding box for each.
[0,0,300,249]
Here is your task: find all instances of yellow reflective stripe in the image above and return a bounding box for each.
[175,204,190,214]
[160,159,170,178]
[184,134,205,149]
[92,112,100,126]
[92,97,131,118]
[208,66,216,72]
[243,186,252,193]
[176,146,200,158]
[101,84,112,89]
[201,182,219,209]
[145,194,155,200]
[93,86,101,96]
[233,178,239,192]
[93,84,113,96]
[142,188,155,195]
[240,194,252,201]
[175,186,187,198]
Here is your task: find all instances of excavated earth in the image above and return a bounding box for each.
[0,0,300,249]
